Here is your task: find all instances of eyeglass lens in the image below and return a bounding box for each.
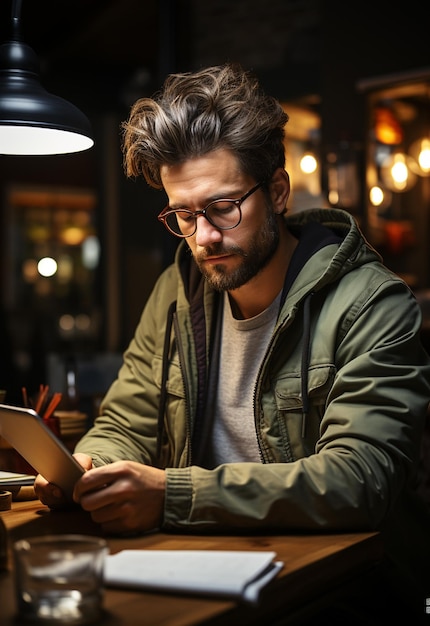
[165,200,241,236]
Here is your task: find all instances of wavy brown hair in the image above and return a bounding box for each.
[122,63,289,189]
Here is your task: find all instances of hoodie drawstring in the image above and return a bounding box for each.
[156,300,177,465]
[301,292,314,438]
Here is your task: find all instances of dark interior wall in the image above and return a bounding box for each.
[318,0,430,228]
[118,0,322,344]
[320,0,430,145]
[99,0,325,349]
[1,0,430,395]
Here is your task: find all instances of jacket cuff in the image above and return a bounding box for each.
[163,467,193,528]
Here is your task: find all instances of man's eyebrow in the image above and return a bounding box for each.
[166,202,189,211]
[168,189,242,210]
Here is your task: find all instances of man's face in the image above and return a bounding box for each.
[160,149,280,292]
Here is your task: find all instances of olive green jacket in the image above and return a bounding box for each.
[76,208,430,591]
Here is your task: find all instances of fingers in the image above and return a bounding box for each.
[78,478,147,534]
[33,453,92,508]
[34,474,66,508]
[72,461,165,534]
[73,465,116,503]
[73,452,93,471]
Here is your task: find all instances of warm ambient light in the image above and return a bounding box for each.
[0,0,94,155]
[37,257,57,277]
[409,137,430,176]
[418,140,430,172]
[374,107,403,145]
[391,154,409,185]
[381,151,417,192]
[369,186,384,206]
[0,126,93,156]
[299,153,318,174]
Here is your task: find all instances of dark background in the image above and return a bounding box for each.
[1,0,429,403]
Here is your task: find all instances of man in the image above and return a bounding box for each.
[35,64,430,621]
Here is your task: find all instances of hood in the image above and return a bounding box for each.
[284,208,382,297]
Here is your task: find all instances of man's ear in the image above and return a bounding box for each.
[269,168,290,214]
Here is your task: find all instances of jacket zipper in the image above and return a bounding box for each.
[253,311,294,463]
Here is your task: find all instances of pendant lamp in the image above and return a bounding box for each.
[0,0,94,155]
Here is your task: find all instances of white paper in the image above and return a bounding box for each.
[104,550,283,604]
[0,470,35,486]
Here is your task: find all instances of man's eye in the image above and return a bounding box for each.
[210,201,236,214]
[177,211,195,223]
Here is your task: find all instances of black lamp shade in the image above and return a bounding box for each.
[0,39,94,155]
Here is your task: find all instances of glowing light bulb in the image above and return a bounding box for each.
[369,186,384,206]
[418,138,430,173]
[391,154,408,186]
[300,153,318,174]
[408,137,430,177]
[37,257,57,277]
[381,151,416,192]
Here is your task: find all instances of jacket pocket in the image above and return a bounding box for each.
[152,354,185,398]
[273,365,336,459]
[152,354,189,466]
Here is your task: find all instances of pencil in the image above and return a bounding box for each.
[22,387,28,408]
[43,392,62,421]
[35,385,49,414]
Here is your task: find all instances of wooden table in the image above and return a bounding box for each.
[0,495,383,625]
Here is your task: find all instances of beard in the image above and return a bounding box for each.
[193,207,280,292]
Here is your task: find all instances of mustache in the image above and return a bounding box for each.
[195,243,247,262]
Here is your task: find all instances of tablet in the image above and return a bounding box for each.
[0,404,85,500]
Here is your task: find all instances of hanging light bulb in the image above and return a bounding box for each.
[391,154,408,186]
[407,82,430,176]
[380,151,417,192]
[409,137,430,176]
[299,152,318,174]
[369,184,391,210]
[374,106,403,145]
[0,0,94,155]
[418,140,430,172]
[369,185,384,207]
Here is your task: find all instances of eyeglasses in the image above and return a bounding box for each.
[157,181,265,238]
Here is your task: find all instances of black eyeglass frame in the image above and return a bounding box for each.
[157,181,266,238]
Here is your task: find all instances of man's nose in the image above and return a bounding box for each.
[194,215,223,246]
